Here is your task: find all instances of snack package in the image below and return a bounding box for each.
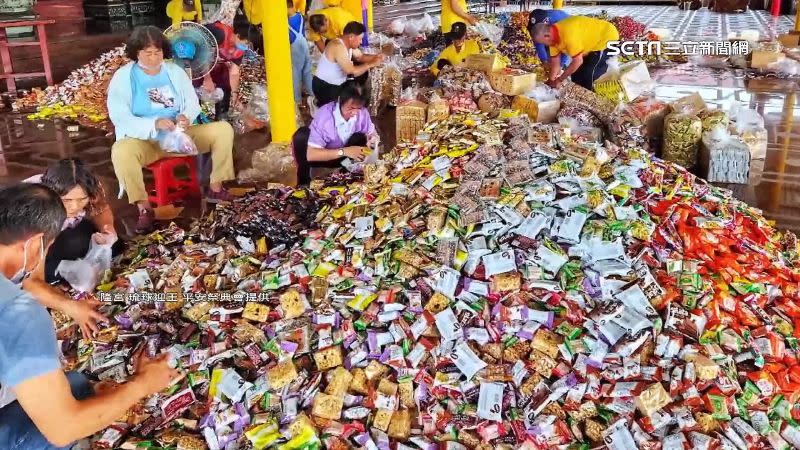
[662,106,702,169]
[593,59,655,103]
[699,125,750,184]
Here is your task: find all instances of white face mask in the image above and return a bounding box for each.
[137,61,163,72]
[10,236,44,285]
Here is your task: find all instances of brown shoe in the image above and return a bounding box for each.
[135,208,155,234]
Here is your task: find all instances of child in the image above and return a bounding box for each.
[288,0,314,104]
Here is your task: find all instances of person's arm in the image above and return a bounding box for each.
[557,53,583,79]
[14,353,179,447]
[449,0,476,25]
[332,44,378,77]
[172,64,202,124]
[548,55,562,81]
[354,51,383,65]
[23,264,108,338]
[307,117,365,161]
[314,39,325,52]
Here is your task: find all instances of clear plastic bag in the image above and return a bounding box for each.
[56,239,114,293]
[471,21,503,45]
[388,18,405,35]
[159,127,199,155]
[525,84,558,102]
[729,103,764,134]
[198,87,225,103]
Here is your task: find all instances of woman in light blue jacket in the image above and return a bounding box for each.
[107,26,236,234]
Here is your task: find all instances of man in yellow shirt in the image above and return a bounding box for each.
[324,0,372,30]
[308,6,357,52]
[531,15,619,90]
[441,0,476,33]
[431,22,480,76]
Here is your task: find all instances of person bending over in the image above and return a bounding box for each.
[431,22,480,76]
[312,21,383,107]
[292,81,378,185]
[107,26,236,234]
[0,183,180,450]
[22,159,122,338]
[307,5,356,52]
[530,16,619,90]
[527,9,570,69]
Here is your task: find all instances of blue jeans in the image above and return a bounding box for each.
[290,36,313,103]
[0,372,93,450]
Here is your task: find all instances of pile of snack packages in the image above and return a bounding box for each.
[55,79,800,448]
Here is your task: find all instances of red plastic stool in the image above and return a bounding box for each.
[145,156,201,207]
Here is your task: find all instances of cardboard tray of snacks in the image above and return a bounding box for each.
[489,69,537,96]
[593,60,653,103]
[511,96,561,123]
[464,53,506,73]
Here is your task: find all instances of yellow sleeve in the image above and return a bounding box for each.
[195,0,203,21]
[295,0,307,13]
[432,45,457,75]
[549,46,560,57]
[466,40,480,57]
[308,29,322,42]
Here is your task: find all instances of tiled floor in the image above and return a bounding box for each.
[0,6,799,234]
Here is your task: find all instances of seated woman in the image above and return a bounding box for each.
[292,81,378,185]
[431,22,480,76]
[312,21,383,107]
[107,26,236,234]
[23,158,118,337]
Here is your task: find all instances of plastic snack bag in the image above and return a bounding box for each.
[56,238,115,292]
[159,127,198,155]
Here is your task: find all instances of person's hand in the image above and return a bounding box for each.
[367,134,380,149]
[467,15,478,26]
[547,77,563,88]
[155,118,176,131]
[343,146,366,161]
[62,297,108,338]
[176,114,190,129]
[92,225,118,246]
[202,76,215,92]
[133,349,183,395]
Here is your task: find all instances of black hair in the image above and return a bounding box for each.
[286,0,294,8]
[232,15,263,53]
[338,81,366,106]
[343,21,366,36]
[437,59,453,70]
[0,183,66,245]
[125,25,172,61]
[40,158,106,215]
[309,14,326,33]
[447,22,467,41]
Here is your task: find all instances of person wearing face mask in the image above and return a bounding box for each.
[430,22,480,76]
[0,183,181,450]
[291,81,378,185]
[107,26,236,234]
[311,21,384,107]
[22,159,120,338]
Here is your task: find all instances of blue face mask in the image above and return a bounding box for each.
[235,43,250,51]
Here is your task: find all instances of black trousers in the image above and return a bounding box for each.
[312,76,344,107]
[44,219,124,284]
[292,126,367,186]
[572,50,611,91]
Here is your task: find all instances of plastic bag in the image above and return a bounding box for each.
[525,84,558,102]
[159,127,198,155]
[663,106,702,169]
[729,103,764,134]
[471,21,504,45]
[700,125,750,184]
[56,239,113,292]
[389,18,405,35]
[689,54,730,69]
[198,87,225,103]
[768,58,800,76]
[420,13,435,34]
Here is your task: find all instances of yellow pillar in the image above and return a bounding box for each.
[553,0,564,9]
[262,0,297,143]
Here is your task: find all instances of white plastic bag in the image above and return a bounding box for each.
[159,127,198,155]
[389,18,405,35]
[420,13,435,34]
[729,103,765,134]
[198,87,225,103]
[56,240,114,293]
[471,21,503,45]
[525,84,558,102]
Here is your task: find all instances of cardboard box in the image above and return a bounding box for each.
[489,69,536,96]
[778,32,800,48]
[464,53,505,73]
[511,96,561,123]
[593,60,653,103]
[750,50,785,69]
